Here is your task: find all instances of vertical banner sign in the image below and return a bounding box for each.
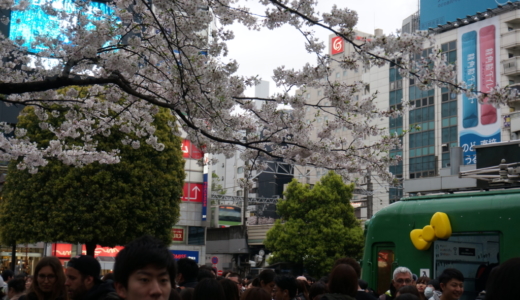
[461,31,478,129]
[458,18,501,165]
[202,173,208,221]
[479,25,497,125]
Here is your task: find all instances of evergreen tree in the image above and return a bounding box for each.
[264,171,364,276]
[0,102,184,255]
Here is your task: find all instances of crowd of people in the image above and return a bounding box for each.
[0,235,517,300]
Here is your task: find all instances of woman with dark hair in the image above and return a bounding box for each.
[415,277,430,300]
[240,287,271,300]
[251,270,275,295]
[321,264,357,300]
[484,257,520,300]
[295,280,309,300]
[219,279,240,300]
[309,282,328,300]
[19,257,66,300]
[395,286,420,298]
[193,278,226,300]
[24,276,33,293]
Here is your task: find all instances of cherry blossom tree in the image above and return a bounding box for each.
[0,0,515,181]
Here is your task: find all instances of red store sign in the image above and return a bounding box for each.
[172,228,184,242]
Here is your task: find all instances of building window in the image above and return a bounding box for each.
[441,40,457,66]
[237,166,244,174]
[336,72,341,78]
[389,61,403,201]
[236,190,243,197]
[343,70,347,76]
[188,227,205,245]
[409,73,436,178]
[441,87,458,168]
[318,90,322,96]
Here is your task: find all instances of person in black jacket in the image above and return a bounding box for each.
[176,258,199,291]
[65,255,118,300]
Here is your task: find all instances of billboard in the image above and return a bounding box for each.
[7,0,113,53]
[458,17,501,165]
[420,0,520,30]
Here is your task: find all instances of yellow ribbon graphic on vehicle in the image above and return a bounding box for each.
[410,212,452,250]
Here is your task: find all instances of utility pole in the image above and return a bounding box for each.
[366,170,373,219]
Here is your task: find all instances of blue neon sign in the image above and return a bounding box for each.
[8,0,114,53]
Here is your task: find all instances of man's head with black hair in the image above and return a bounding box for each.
[273,275,298,300]
[114,235,176,300]
[176,258,199,285]
[1,270,13,282]
[438,268,464,300]
[7,277,25,298]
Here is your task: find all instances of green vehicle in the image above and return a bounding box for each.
[361,189,520,300]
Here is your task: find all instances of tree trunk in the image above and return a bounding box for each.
[85,241,96,257]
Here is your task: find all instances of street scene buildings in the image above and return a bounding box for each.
[0,0,520,293]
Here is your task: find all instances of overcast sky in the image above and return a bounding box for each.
[226,0,420,96]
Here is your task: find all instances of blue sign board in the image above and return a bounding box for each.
[8,0,114,53]
[171,250,199,263]
[420,0,520,30]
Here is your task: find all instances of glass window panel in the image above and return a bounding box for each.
[450,126,458,141]
[390,91,395,105]
[398,127,403,135]
[429,96,434,105]
[421,122,428,131]
[422,131,428,146]
[428,130,435,145]
[409,86,415,100]
[416,109,422,122]
[422,98,428,106]
[410,149,416,157]
[422,107,429,121]
[428,89,434,97]
[442,128,449,143]
[442,118,449,127]
[430,121,435,129]
[441,87,449,93]
[450,116,457,126]
[390,68,396,81]
[429,146,435,155]
[416,148,422,156]
[188,227,205,245]
[449,51,457,63]
[396,89,403,103]
[416,99,421,107]
[441,43,448,52]
[442,93,449,102]
[397,116,403,127]
[390,118,396,128]
[450,101,458,115]
[409,110,415,124]
[449,40,456,50]
[429,106,435,120]
[442,102,449,118]
[451,142,458,148]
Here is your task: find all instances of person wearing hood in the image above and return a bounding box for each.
[65,255,119,300]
